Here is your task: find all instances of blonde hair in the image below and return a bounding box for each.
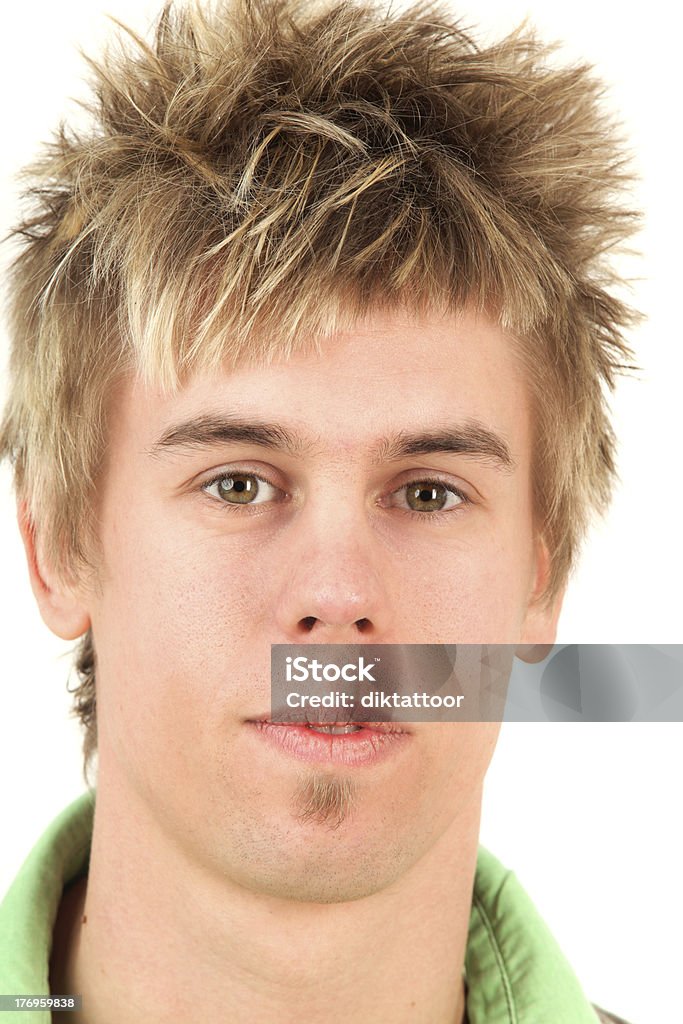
[0,0,642,779]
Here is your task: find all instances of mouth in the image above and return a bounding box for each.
[247,716,410,734]
[244,717,412,767]
[298,723,364,735]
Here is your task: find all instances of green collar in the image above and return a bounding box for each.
[0,792,94,1010]
[1,792,598,1023]
[466,846,599,1023]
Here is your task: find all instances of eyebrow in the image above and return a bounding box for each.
[148,414,310,459]
[147,414,514,471]
[374,425,514,470]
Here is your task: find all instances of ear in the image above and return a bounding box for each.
[17,498,91,641]
[516,534,565,664]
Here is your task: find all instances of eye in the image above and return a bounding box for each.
[202,471,281,506]
[389,479,467,514]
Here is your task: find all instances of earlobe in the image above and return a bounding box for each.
[516,642,554,664]
[16,498,91,641]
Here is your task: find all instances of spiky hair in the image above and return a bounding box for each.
[0,0,641,778]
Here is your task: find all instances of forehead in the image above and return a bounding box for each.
[109,306,530,459]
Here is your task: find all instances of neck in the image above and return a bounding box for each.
[51,780,479,1024]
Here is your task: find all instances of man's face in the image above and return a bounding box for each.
[76,307,558,901]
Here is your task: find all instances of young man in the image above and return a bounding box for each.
[0,0,640,1020]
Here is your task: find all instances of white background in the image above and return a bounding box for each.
[0,2,681,1022]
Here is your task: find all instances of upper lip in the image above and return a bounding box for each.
[247,715,410,734]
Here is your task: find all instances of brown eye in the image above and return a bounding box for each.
[217,474,259,503]
[203,472,280,506]
[394,480,466,514]
[406,482,450,511]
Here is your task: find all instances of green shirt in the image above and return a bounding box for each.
[0,792,603,1023]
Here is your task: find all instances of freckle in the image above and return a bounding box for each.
[82,915,88,924]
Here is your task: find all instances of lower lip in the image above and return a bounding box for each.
[246,721,411,767]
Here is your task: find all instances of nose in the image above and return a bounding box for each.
[274,511,394,641]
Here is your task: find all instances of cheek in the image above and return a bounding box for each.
[404,532,534,641]
[98,497,274,646]
[90,511,275,764]
[417,721,502,834]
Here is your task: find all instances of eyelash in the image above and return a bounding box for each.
[200,470,472,520]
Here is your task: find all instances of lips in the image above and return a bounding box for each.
[307,723,362,734]
[245,717,412,767]
[247,715,410,735]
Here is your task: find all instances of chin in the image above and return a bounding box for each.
[240,844,406,905]
[221,799,421,904]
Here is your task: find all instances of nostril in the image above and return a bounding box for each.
[298,616,372,632]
